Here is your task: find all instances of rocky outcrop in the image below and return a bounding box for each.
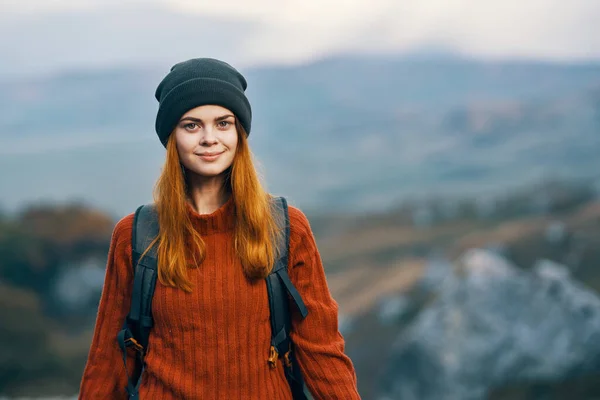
[379,249,600,400]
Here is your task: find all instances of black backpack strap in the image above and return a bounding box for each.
[117,204,159,399]
[266,196,310,399]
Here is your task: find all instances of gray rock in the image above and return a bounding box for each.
[377,295,411,325]
[416,255,453,293]
[380,249,600,400]
[533,259,570,279]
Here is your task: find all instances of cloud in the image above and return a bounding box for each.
[167,0,600,62]
[0,0,599,77]
[1,0,160,14]
[377,0,600,60]
[0,5,260,77]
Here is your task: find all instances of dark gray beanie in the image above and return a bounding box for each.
[154,58,252,147]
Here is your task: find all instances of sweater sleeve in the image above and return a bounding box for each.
[79,214,135,399]
[287,206,361,400]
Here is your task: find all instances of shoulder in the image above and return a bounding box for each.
[110,212,135,249]
[287,204,312,236]
[101,212,137,286]
[286,203,318,253]
[283,202,322,270]
[103,212,136,278]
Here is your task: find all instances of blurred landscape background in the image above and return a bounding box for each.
[1,1,600,399]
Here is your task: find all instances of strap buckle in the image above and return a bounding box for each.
[268,344,293,369]
[268,345,278,369]
[125,337,144,354]
[283,347,292,368]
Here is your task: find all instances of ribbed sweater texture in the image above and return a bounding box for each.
[78,197,361,399]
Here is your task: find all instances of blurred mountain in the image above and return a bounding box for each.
[379,250,600,399]
[1,55,599,216]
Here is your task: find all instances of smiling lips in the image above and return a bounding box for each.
[196,151,224,161]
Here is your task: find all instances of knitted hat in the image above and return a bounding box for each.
[154,58,252,147]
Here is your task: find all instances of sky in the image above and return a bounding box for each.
[1,0,599,77]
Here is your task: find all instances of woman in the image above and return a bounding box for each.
[79,58,361,399]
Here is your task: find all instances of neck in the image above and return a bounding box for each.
[186,174,231,215]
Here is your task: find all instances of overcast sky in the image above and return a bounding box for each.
[1,0,599,77]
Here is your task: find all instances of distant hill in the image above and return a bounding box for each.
[1,55,599,216]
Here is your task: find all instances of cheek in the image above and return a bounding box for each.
[175,132,195,152]
[226,131,238,151]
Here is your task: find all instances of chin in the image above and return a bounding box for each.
[189,165,229,177]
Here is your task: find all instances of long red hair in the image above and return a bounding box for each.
[139,120,282,292]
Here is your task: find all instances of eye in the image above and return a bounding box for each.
[217,120,232,129]
[183,122,198,130]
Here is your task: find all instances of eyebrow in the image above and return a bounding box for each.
[179,114,235,123]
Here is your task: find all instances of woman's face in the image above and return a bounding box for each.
[174,105,238,180]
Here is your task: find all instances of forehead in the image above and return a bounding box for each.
[181,105,234,120]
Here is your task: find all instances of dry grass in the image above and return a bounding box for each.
[329,258,425,316]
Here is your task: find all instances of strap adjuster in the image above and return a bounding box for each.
[268,345,278,369]
[283,348,292,368]
[268,344,293,369]
[125,337,144,353]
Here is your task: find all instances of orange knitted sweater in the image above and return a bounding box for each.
[78,197,361,399]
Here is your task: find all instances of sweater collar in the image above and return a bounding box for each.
[185,195,236,235]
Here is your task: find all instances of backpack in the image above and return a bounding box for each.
[117,196,311,399]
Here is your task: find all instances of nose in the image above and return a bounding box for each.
[200,125,218,145]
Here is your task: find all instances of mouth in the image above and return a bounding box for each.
[196,151,224,161]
